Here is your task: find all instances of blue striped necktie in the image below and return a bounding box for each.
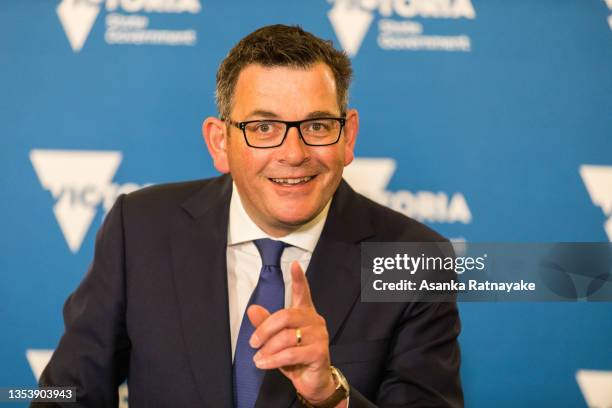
[233,238,287,408]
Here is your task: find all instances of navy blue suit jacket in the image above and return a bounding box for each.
[36,174,463,407]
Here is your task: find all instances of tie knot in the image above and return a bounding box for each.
[253,238,287,267]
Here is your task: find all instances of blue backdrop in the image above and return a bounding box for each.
[2,0,612,406]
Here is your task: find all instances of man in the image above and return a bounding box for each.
[37,25,463,407]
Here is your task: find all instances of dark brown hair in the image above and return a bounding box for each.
[215,24,352,119]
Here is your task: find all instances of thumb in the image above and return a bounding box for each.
[247,304,270,328]
[290,261,314,308]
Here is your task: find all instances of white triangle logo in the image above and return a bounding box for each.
[26,349,54,382]
[576,369,612,408]
[328,0,374,57]
[30,149,122,253]
[343,157,396,204]
[56,0,102,52]
[580,164,612,241]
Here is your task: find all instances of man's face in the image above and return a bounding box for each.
[219,62,357,236]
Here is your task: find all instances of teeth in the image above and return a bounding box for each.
[271,176,313,185]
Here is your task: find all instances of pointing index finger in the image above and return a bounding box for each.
[290,261,314,309]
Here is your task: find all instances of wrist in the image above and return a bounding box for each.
[304,371,337,404]
[297,366,350,408]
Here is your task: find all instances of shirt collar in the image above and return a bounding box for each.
[227,182,330,252]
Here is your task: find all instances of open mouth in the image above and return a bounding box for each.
[269,175,316,186]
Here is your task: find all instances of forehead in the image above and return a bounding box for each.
[231,62,339,119]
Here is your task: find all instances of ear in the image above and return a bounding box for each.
[202,117,230,173]
[342,108,359,166]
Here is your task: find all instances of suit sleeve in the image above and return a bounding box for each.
[33,195,131,408]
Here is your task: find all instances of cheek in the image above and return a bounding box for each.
[228,151,273,195]
[228,142,256,173]
[317,149,346,174]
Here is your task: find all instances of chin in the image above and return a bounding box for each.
[271,207,319,228]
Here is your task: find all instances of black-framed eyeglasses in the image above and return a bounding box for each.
[225,117,346,148]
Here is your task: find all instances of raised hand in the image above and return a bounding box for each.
[247,261,345,406]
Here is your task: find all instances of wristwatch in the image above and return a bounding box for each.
[296,366,350,408]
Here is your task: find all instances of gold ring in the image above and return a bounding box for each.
[296,328,302,346]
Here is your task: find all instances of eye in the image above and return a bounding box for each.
[306,121,331,132]
[256,122,272,133]
[246,121,279,134]
[311,123,324,131]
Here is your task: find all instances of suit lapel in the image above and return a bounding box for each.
[255,180,374,408]
[307,180,374,343]
[171,175,234,407]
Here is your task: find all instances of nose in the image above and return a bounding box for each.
[278,126,308,165]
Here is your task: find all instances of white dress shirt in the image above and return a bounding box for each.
[226,183,330,359]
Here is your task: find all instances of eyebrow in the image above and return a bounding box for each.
[244,110,279,119]
[243,109,341,120]
[305,110,341,119]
